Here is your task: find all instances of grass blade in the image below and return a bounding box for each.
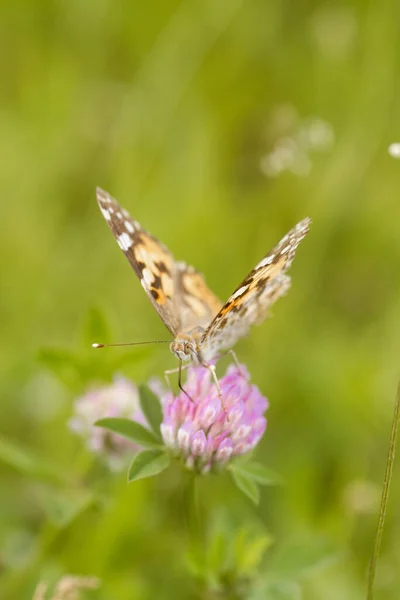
[367,381,400,599]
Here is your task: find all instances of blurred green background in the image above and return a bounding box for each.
[1,0,400,598]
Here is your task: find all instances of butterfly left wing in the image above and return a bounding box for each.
[96,187,182,336]
[199,217,311,358]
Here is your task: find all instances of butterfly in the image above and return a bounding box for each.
[95,188,310,380]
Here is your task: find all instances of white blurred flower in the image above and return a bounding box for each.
[297,117,335,152]
[33,576,100,600]
[69,377,146,467]
[260,109,334,178]
[388,143,400,159]
[310,6,357,60]
[260,137,298,177]
[289,152,313,177]
[343,479,380,516]
[264,103,299,138]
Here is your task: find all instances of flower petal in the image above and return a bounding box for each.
[191,429,207,456]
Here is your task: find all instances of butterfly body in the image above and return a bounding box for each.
[96,188,310,367]
[170,329,205,363]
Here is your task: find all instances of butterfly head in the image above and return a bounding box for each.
[170,328,204,363]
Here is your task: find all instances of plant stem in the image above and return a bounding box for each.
[366,381,400,599]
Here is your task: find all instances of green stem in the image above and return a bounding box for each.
[366,382,400,599]
[184,472,201,542]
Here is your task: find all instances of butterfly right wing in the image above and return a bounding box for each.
[200,217,311,357]
[96,188,181,336]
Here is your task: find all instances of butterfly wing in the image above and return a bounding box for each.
[175,262,223,332]
[96,188,182,336]
[200,217,311,357]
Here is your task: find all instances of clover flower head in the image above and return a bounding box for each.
[69,376,146,466]
[153,363,268,473]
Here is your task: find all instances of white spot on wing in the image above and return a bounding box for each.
[117,232,133,251]
[116,212,122,219]
[125,221,134,233]
[231,285,248,299]
[142,268,154,285]
[98,191,112,204]
[257,256,273,268]
[101,207,111,221]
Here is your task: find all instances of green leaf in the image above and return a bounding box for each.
[139,385,162,438]
[230,461,282,486]
[207,530,227,574]
[38,347,82,388]
[0,435,63,484]
[128,450,170,482]
[235,531,273,574]
[266,538,340,581]
[231,469,260,505]
[36,487,94,527]
[261,582,302,600]
[95,418,161,448]
[82,305,112,348]
[109,348,154,371]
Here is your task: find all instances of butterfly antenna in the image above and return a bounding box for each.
[92,340,170,348]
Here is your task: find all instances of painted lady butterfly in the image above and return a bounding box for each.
[96,188,310,375]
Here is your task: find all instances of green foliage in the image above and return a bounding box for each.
[38,306,153,390]
[230,461,282,486]
[230,468,261,505]
[229,460,281,504]
[0,435,63,485]
[95,418,161,448]
[187,512,273,597]
[37,348,85,391]
[264,538,340,582]
[81,305,113,348]
[138,385,163,438]
[128,450,170,482]
[186,511,336,599]
[35,487,95,527]
[260,582,302,600]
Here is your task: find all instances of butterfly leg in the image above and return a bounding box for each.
[215,349,246,378]
[227,349,247,377]
[204,363,224,401]
[164,362,193,402]
[178,360,194,402]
